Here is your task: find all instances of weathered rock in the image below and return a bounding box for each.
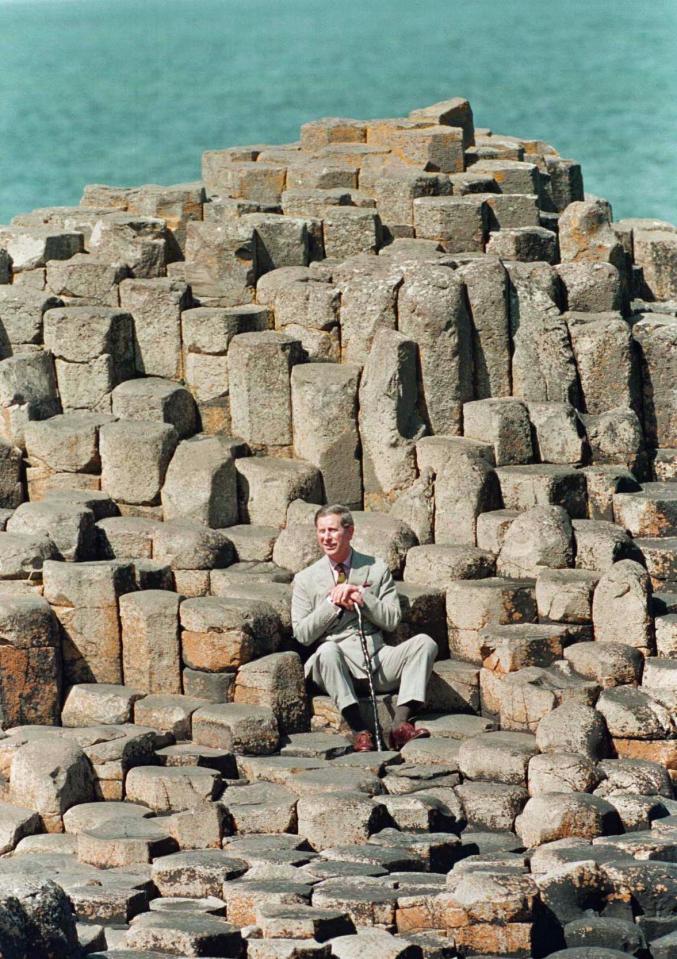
[498,505,574,578]
[0,593,61,727]
[234,651,308,734]
[457,731,539,786]
[112,377,197,439]
[221,878,313,928]
[515,793,621,847]
[574,519,638,573]
[613,483,677,537]
[536,569,599,624]
[118,590,181,695]
[125,910,244,956]
[455,781,527,832]
[10,738,95,832]
[7,499,95,562]
[272,276,340,362]
[481,663,600,733]
[61,682,142,726]
[446,578,536,663]
[150,849,247,900]
[117,277,187,378]
[559,199,625,269]
[359,329,426,507]
[0,286,62,348]
[126,764,222,812]
[0,351,61,449]
[229,331,303,449]
[437,869,538,954]
[221,781,299,836]
[192,703,280,754]
[536,702,609,759]
[62,800,152,835]
[389,469,435,546]
[184,215,257,303]
[457,256,511,399]
[558,262,624,313]
[0,877,81,959]
[182,303,268,404]
[563,641,642,688]
[634,229,677,301]
[43,306,135,412]
[0,529,54,581]
[0,801,41,855]
[594,757,673,799]
[296,791,388,849]
[583,408,646,475]
[181,594,279,671]
[226,524,279,562]
[507,261,580,406]
[529,402,586,465]
[478,621,570,673]
[562,916,648,957]
[236,456,322,528]
[592,560,653,653]
[24,411,112,475]
[497,464,588,518]
[528,752,600,796]
[487,224,558,263]
[161,433,238,528]
[582,465,640,522]
[476,508,519,553]
[43,559,135,685]
[385,582,448,657]
[100,419,178,505]
[566,312,638,415]
[405,544,495,587]
[633,314,677,448]
[397,265,473,435]
[333,257,400,365]
[290,363,361,507]
[596,686,673,740]
[463,398,532,467]
[434,450,501,546]
[351,511,418,576]
[426,659,481,713]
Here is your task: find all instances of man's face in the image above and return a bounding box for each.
[316,514,354,563]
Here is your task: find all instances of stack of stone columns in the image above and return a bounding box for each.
[0,97,675,959]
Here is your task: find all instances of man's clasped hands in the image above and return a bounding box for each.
[329,583,365,610]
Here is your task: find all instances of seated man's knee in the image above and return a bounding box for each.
[316,642,343,664]
[411,633,438,658]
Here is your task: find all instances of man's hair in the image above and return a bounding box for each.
[314,504,354,528]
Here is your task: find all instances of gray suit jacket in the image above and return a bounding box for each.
[291,549,401,677]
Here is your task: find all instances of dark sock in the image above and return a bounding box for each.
[342,703,367,733]
[394,701,422,726]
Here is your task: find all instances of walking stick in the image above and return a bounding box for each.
[355,604,385,752]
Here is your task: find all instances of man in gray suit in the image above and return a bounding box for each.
[292,504,437,752]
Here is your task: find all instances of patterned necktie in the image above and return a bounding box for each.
[335,563,347,584]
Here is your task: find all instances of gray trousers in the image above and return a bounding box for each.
[310,633,438,712]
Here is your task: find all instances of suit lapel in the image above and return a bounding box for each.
[348,550,373,587]
[320,555,335,594]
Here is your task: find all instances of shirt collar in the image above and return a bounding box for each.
[329,548,353,571]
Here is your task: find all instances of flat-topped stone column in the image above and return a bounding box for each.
[228,331,303,451]
[291,363,362,509]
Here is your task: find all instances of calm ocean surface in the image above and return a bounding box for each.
[0,0,675,225]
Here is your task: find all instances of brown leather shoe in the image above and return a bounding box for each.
[353,730,375,752]
[389,721,430,751]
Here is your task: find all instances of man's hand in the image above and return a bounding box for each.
[329,583,365,610]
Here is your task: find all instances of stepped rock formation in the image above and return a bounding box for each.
[0,97,676,957]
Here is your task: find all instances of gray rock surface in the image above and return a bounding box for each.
[1,96,676,959]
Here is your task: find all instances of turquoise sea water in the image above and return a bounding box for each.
[0,0,675,225]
